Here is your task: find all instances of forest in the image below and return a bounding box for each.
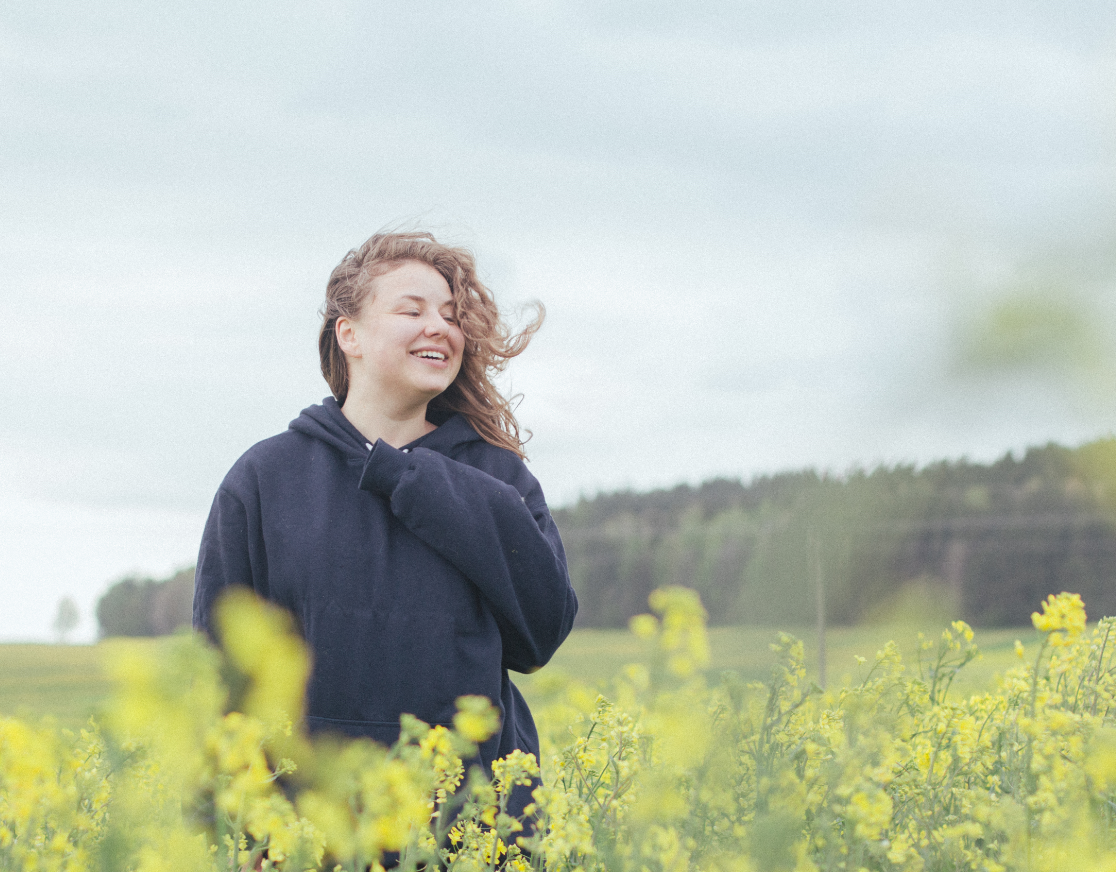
[97,438,1116,636]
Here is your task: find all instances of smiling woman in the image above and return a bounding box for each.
[333,261,467,445]
[193,229,578,822]
[318,232,543,456]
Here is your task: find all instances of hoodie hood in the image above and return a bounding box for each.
[288,397,485,459]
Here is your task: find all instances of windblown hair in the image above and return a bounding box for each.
[319,231,543,458]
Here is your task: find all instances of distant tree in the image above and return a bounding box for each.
[52,596,80,643]
[151,568,195,634]
[96,568,196,638]
[96,576,159,638]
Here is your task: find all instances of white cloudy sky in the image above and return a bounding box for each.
[3,1,1116,641]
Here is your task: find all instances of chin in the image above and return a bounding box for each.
[416,382,453,400]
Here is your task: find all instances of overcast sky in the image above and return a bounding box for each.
[4,1,1116,641]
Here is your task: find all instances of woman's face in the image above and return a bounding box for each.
[339,260,465,407]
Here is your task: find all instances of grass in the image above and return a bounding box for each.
[514,622,1042,707]
[0,643,118,731]
[0,622,1041,732]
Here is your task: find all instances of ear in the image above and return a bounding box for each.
[335,317,362,358]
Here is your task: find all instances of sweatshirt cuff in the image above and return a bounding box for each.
[359,440,413,496]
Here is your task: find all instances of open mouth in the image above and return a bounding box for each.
[412,350,447,361]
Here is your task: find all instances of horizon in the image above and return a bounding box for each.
[4,1,1116,641]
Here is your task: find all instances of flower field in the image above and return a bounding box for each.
[2,587,1115,872]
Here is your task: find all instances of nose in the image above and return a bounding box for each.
[424,312,452,336]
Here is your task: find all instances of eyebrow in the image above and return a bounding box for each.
[399,294,454,309]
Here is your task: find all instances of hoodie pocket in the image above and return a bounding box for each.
[305,603,503,728]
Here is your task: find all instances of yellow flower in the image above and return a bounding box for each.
[215,588,311,728]
[1031,591,1087,641]
[1086,728,1116,792]
[629,613,659,640]
[453,696,500,743]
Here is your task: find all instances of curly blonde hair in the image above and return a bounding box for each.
[319,231,543,458]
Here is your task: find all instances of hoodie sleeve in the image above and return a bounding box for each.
[360,441,577,673]
[193,478,269,639]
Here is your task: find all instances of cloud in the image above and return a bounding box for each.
[3,0,1116,636]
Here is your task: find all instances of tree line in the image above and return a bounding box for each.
[96,567,194,638]
[95,439,1116,636]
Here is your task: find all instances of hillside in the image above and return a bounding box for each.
[554,439,1116,627]
[96,439,1116,635]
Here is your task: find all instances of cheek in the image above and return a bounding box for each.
[450,337,466,378]
[370,319,412,349]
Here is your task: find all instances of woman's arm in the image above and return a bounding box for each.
[359,441,577,673]
[193,480,268,638]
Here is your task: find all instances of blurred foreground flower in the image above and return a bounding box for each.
[7,586,1116,871]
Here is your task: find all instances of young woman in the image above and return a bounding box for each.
[193,231,577,807]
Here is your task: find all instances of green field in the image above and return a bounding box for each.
[515,622,1041,706]
[0,643,118,731]
[0,623,1042,731]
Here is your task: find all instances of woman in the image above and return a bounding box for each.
[193,230,577,807]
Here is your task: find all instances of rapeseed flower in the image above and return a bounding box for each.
[11,587,1116,872]
[1032,591,1087,644]
[453,695,500,744]
[215,588,311,729]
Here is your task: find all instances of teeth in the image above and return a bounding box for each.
[415,351,446,360]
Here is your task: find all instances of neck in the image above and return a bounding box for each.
[340,381,435,448]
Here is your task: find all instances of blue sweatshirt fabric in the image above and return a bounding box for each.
[193,397,577,773]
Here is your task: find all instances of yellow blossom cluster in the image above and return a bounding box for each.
[6,586,1116,871]
[527,589,1116,872]
[1031,591,1087,645]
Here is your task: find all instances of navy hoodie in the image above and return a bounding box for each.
[193,397,577,772]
